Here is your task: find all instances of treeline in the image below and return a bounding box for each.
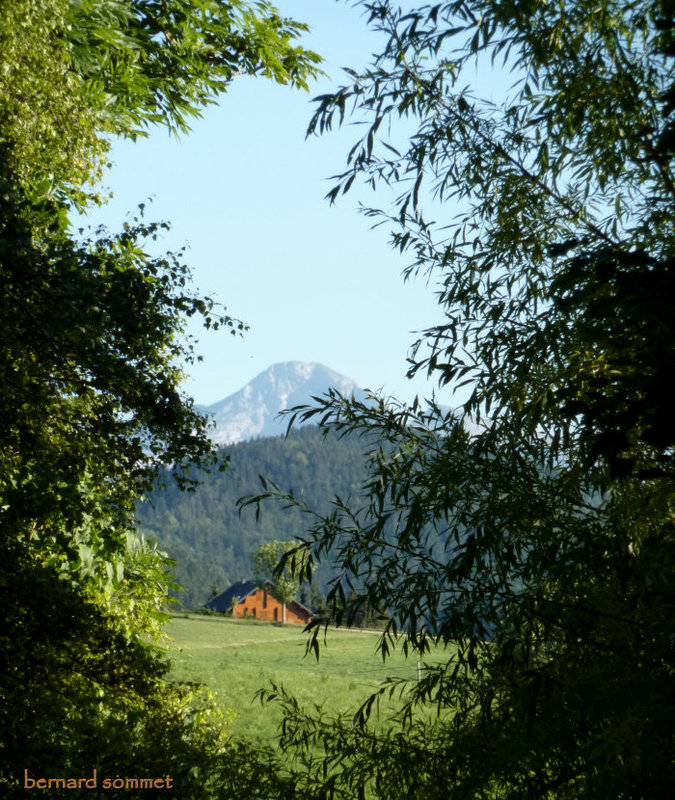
[136,426,369,608]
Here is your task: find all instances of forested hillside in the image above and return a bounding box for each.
[137,426,368,608]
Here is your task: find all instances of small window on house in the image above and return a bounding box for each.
[263,591,267,609]
[252,608,256,618]
[273,608,278,622]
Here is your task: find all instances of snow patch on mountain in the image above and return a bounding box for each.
[199,362,361,445]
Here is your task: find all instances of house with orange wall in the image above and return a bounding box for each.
[206,580,312,625]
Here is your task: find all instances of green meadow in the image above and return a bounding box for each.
[163,614,451,744]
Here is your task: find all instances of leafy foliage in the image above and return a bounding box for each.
[0,543,232,799]
[0,0,320,794]
[252,539,304,621]
[0,0,321,204]
[246,2,675,798]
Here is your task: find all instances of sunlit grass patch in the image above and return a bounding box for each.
[164,614,451,744]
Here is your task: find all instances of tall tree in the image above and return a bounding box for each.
[0,1,319,794]
[0,0,321,204]
[246,2,675,798]
[252,540,303,624]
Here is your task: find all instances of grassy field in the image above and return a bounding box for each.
[163,614,451,744]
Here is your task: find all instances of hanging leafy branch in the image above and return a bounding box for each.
[245,2,675,798]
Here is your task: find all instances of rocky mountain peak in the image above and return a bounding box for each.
[199,362,361,445]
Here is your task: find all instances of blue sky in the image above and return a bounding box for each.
[85,1,462,406]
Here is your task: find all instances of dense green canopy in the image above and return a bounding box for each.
[0,1,319,795]
[245,2,675,798]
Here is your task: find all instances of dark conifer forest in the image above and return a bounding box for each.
[137,426,369,607]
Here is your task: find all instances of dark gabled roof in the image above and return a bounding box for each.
[206,579,314,617]
[206,580,257,613]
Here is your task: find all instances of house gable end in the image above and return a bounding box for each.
[206,580,257,613]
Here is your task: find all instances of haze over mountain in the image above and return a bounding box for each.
[198,361,361,445]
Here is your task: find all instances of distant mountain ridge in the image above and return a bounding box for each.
[198,361,362,445]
